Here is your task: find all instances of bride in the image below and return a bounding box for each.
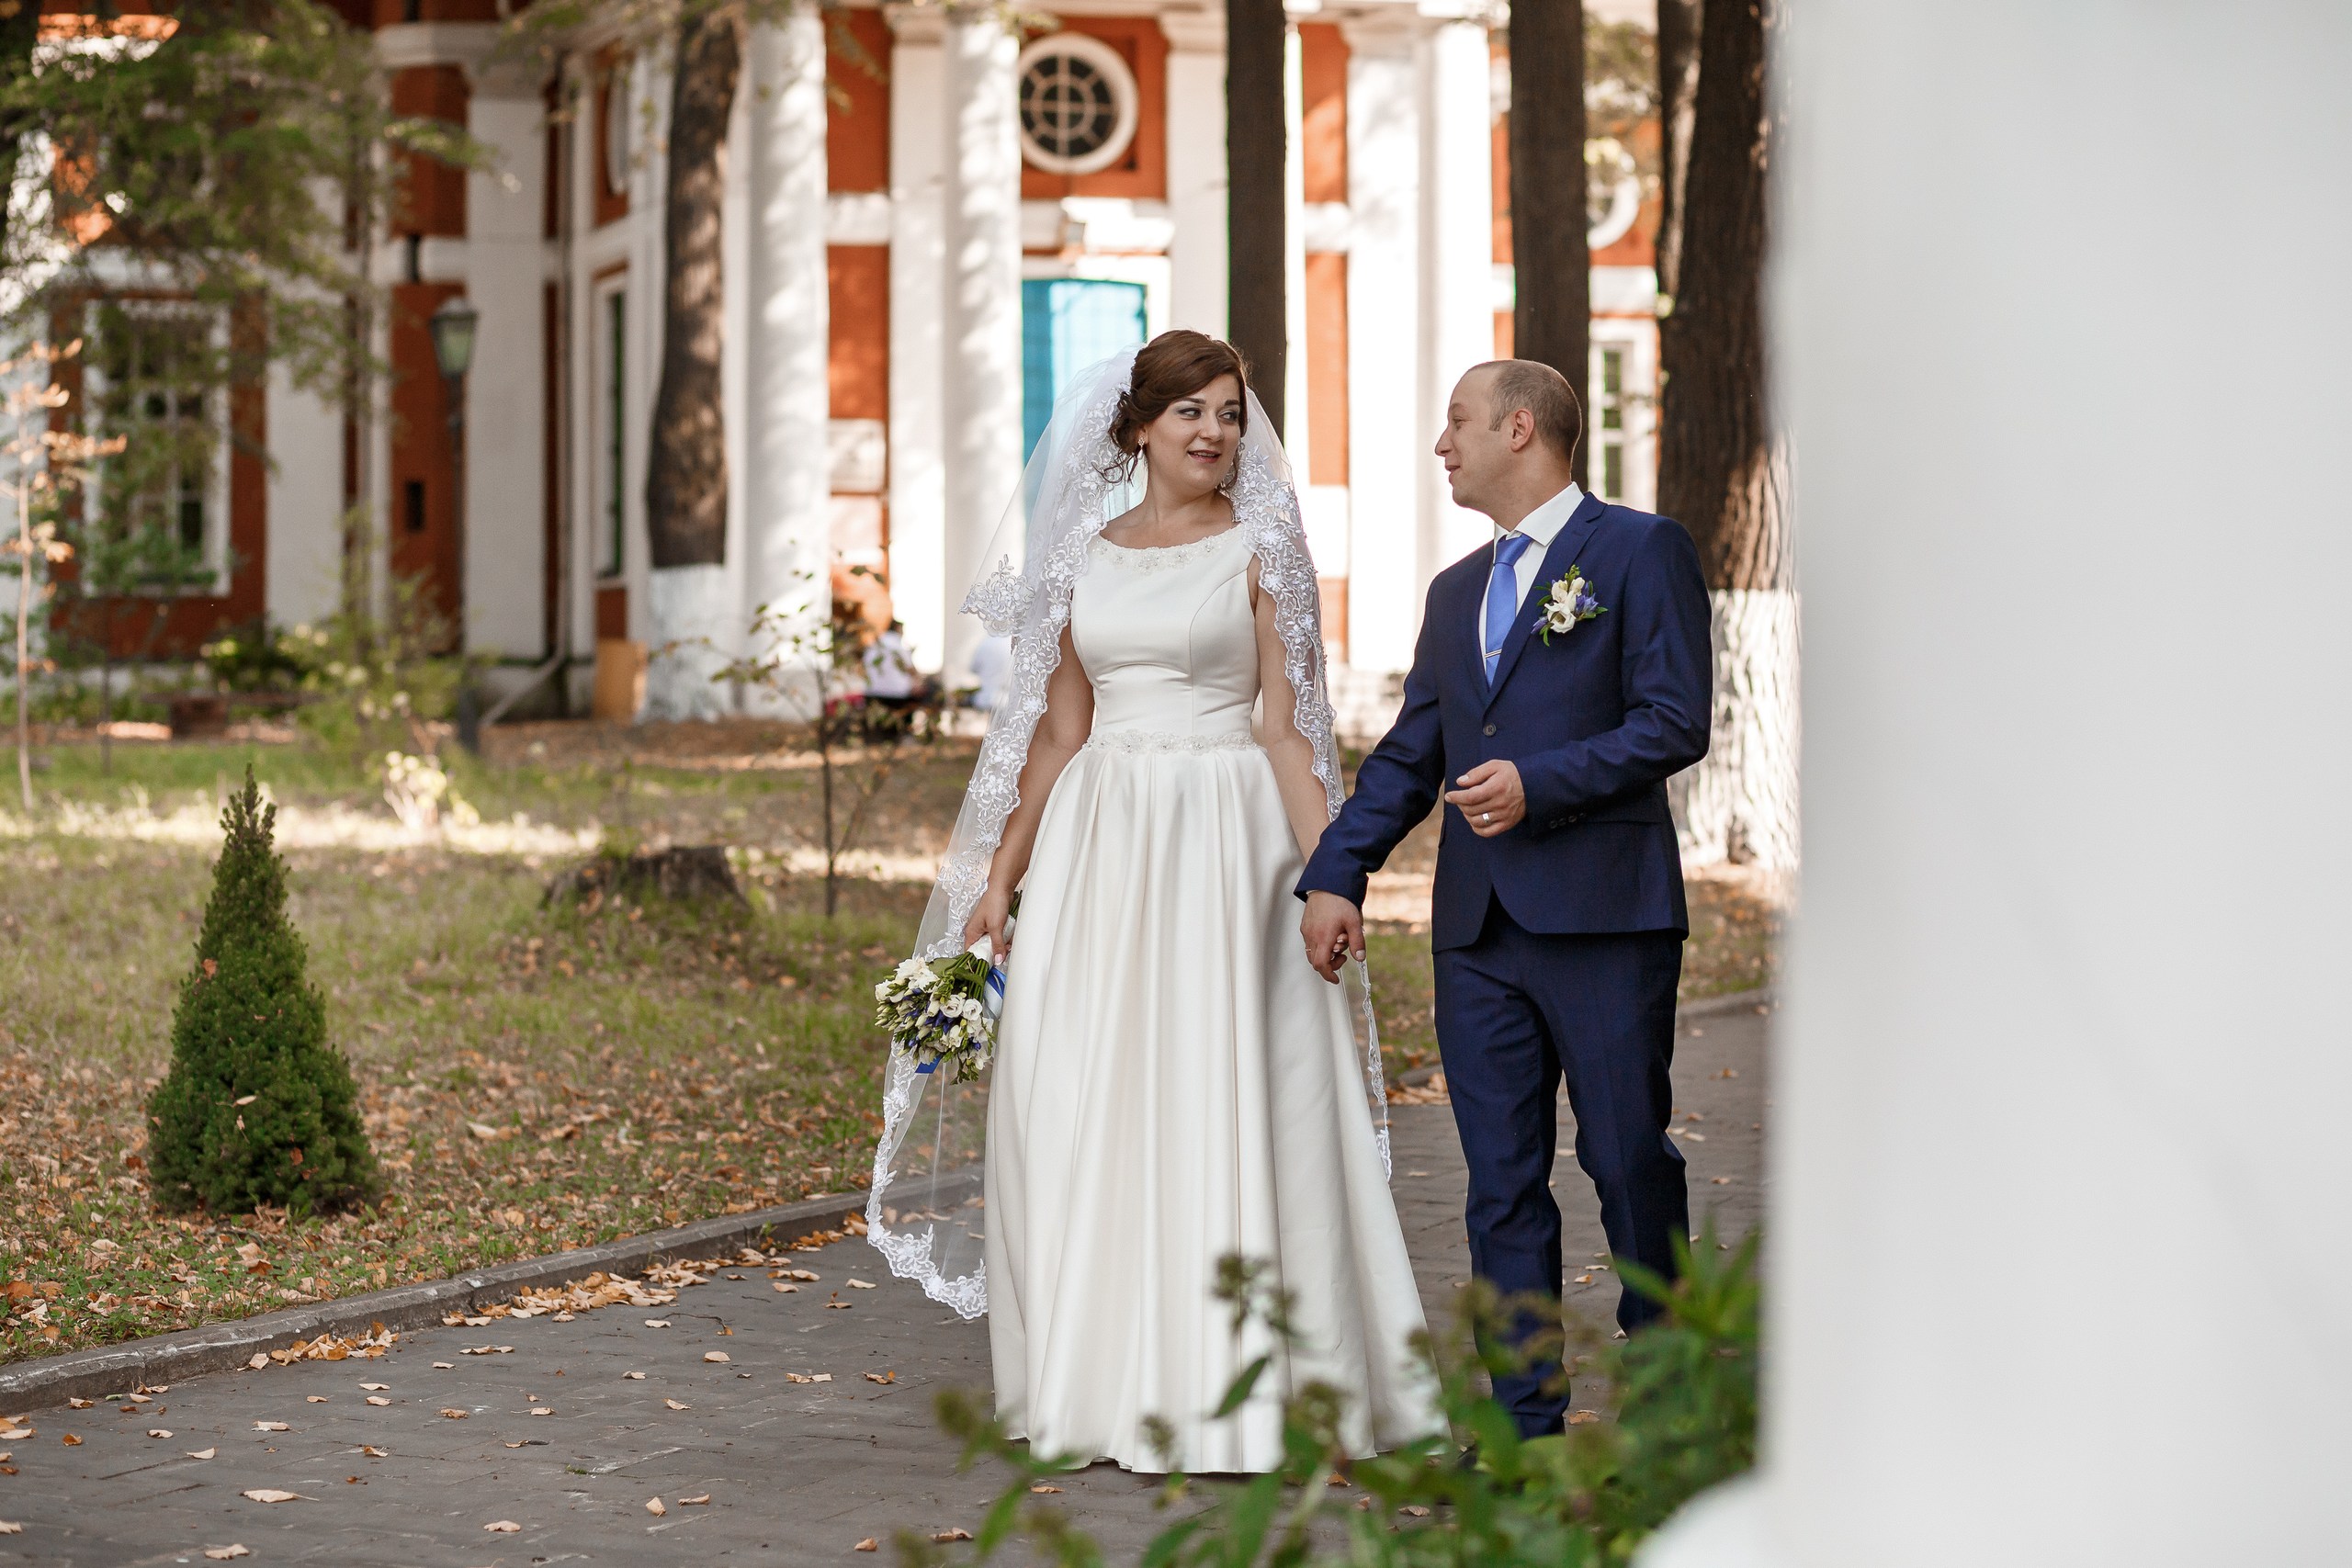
[865,331,1435,1473]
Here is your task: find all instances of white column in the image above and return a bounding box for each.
[1340,12,1420,674]
[264,367,344,632]
[1162,6,1228,337]
[1635,3,2352,1565]
[887,3,949,674]
[940,3,1023,687]
[744,5,831,716]
[1282,23,1311,462]
[1417,11,1494,584]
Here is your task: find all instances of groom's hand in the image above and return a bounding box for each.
[1301,892,1365,984]
[1444,760,1525,837]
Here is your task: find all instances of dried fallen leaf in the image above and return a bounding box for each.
[863,1371,896,1385]
[483,1520,522,1533]
[148,1428,173,1438]
[0,1523,18,1535]
[845,1279,876,1290]
[1399,1505,1432,1517]
[773,1282,798,1293]
[0,1428,27,1441]
[358,1446,386,1458]
[432,1362,454,1370]
[359,1382,389,1392]
[366,1396,390,1406]
[679,1493,711,1506]
[854,1539,878,1552]
[187,1447,217,1460]
[643,1319,671,1329]
[60,1435,82,1446]
[467,1122,503,1141]
[1567,1410,1602,1426]
[67,1398,93,1410]
[306,1395,329,1404]
[530,1407,553,1416]
[786,1269,819,1281]
[645,1497,667,1517]
[663,1399,690,1411]
[202,1547,249,1560]
[623,1371,646,1381]
[702,1351,730,1364]
[245,1355,267,1371]
[438,1409,469,1420]
[1030,1484,1062,1495]
[931,1529,974,1543]
[240,1489,300,1504]
[254,1422,290,1432]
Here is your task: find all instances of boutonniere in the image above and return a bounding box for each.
[1534,566,1608,643]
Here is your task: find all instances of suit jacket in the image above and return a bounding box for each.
[1298,491,1713,950]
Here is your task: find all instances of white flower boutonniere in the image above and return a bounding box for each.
[1535,566,1609,643]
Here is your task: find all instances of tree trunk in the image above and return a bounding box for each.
[644,9,743,719]
[1509,0,1589,485]
[1226,0,1286,430]
[1655,0,1702,307]
[1657,0,1795,871]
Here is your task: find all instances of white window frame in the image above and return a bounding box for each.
[79,298,232,597]
[1015,33,1141,177]
[1589,321,1657,511]
[591,272,629,581]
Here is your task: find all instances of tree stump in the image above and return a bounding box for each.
[544,845,745,908]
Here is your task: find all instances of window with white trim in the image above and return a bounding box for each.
[1015,34,1139,176]
[594,278,628,579]
[83,301,230,595]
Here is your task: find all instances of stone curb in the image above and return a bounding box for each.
[0,1176,977,1413]
[1391,986,1774,1088]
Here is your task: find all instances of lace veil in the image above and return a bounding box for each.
[863,345,1390,1319]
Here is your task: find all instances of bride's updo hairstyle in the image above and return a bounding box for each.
[1107,330,1250,479]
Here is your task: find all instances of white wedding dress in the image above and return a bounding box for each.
[984,525,1438,1473]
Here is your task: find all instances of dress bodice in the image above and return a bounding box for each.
[1070,528,1260,742]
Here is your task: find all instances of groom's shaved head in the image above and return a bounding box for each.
[1473,360,1583,464]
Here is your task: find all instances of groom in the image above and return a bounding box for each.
[1298,360,1712,1438]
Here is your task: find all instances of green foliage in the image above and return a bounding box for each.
[917,1226,1759,1568]
[145,767,377,1216]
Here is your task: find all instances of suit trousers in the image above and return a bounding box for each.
[1431,900,1689,1437]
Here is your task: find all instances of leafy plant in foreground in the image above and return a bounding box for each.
[913,1226,1759,1567]
[146,767,378,1215]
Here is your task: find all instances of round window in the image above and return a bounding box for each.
[1016,34,1140,177]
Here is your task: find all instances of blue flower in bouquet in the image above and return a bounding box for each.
[874,948,1003,1083]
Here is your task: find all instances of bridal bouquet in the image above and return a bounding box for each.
[874,942,1006,1083]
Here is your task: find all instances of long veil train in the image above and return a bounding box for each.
[862,346,1388,1319]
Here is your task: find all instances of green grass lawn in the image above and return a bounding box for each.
[0,728,1775,1364]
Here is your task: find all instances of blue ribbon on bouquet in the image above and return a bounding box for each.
[914,962,1007,1075]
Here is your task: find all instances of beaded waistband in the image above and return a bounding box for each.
[1082,728,1260,755]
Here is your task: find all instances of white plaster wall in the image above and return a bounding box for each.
[1666,2,2352,1562]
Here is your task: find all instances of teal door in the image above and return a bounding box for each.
[1023,278,1148,460]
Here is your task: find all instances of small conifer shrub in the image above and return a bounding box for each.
[147,768,377,1215]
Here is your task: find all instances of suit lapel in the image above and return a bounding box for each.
[1482,491,1607,710]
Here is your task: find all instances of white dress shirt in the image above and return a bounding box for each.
[1482,482,1585,642]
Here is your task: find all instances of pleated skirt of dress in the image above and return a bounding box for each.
[983,737,1439,1473]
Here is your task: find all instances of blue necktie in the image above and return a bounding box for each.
[1483,531,1534,685]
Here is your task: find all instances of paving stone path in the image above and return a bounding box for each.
[0,1003,1766,1567]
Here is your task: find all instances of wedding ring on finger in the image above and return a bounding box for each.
[1480,812,1491,824]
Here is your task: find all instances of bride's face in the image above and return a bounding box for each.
[1137,374,1244,500]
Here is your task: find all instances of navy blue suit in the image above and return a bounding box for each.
[1298,490,1712,1437]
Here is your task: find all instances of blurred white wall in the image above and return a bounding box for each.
[1650,2,2352,1562]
